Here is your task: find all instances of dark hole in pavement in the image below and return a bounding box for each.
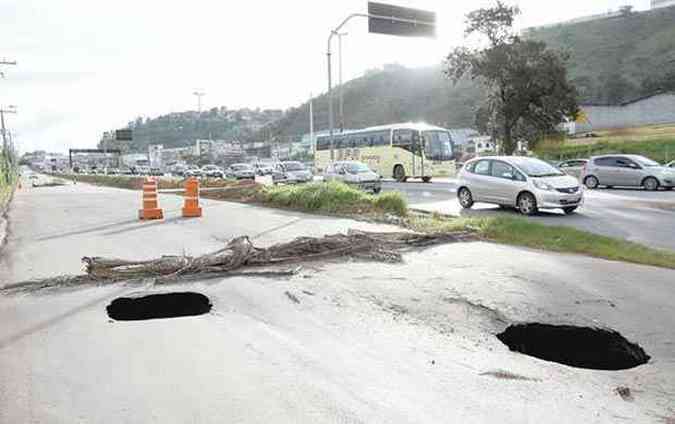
[106,292,212,321]
[496,323,650,370]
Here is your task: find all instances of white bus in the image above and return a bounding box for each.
[315,122,455,182]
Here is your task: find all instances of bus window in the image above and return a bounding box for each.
[393,129,413,146]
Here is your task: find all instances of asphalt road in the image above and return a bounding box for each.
[1,178,675,423]
[383,180,675,251]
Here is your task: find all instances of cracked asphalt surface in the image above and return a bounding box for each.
[1,179,674,423]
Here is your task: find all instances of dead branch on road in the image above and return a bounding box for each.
[1,230,475,294]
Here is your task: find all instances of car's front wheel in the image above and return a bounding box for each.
[422,177,432,183]
[458,187,474,209]
[643,177,659,191]
[517,192,538,216]
[584,175,599,189]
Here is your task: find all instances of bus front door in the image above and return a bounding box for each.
[411,132,424,178]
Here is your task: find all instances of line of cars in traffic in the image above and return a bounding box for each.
[71,159,384,194]
[456,154,675,216]
[176,162,312,183]
[179,160,382,193]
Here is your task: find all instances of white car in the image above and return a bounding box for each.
[457,156,584,215]
[324,161,381,194]
[201,165,225,178]
[226,163,256,179]
[272,161,312,184]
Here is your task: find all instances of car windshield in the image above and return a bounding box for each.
[343,162,371,173]
[634,157,660,167]
[231,165,251,171]
[284,162,304,171]
[510,158,565,177]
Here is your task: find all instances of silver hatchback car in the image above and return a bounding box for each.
[581,155,675,191]
[457,156,584,215]
[323,161,382,194]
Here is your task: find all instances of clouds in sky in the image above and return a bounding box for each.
[1,0,650,153]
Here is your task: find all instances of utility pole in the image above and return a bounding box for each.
[337,32,347,133]
[1,106,17,155]
[0,59,17,79]
[193,90,205,113]
[0,59,17,154]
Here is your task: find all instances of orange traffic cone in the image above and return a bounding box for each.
[139,178,164,220]
[182,177,202,218]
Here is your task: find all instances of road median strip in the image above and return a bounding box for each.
[405,214,675,270]
[53,173,675,269]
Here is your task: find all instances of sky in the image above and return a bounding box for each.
[0,0,651,153]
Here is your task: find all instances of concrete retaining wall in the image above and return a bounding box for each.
[582,93,675,131]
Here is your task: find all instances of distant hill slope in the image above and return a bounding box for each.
[108,108,283,153]
[525,6,675,104]
[273,64,483,138]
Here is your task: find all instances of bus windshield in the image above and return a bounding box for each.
[424,131,453,160]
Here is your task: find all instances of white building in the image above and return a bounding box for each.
[471,136,496,154]
[652,0,675,9]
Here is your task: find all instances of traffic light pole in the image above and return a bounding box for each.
[326,13,434,162]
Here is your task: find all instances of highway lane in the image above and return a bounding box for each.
[2,178,675,423]
[383,180,675,251]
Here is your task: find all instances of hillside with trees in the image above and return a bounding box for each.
[271,64,484,138]
[105,107,283,153]
[525,5,675,104]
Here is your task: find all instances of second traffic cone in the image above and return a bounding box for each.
[139,178,164,220]
[182,177,202,218]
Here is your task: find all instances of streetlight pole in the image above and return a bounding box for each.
[337,32,347,133]
[193,91,205,113]
[326,12,435,162]
[309,93,314,156]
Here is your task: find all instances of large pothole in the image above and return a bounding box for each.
[107,292,212,321]
[496,323,650,370]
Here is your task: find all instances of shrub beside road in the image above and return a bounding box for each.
[0,153,17,213]
[264,181,408,217]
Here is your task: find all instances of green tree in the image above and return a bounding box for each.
[444,1,578,154]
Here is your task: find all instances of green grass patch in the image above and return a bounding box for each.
[262,181,408,217]
[407,215,675,269]
[536,128,675,163]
